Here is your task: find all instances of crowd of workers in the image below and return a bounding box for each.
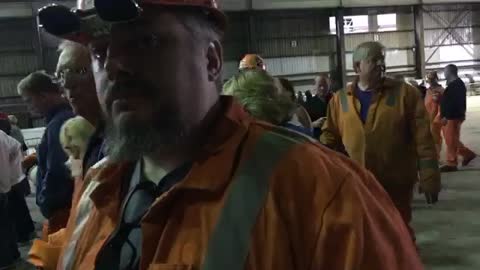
[0,0,477,269]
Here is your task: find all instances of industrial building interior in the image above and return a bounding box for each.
[0,0,479,269]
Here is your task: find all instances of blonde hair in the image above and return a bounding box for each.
[56,40,91,74]
[223,70,295,125]
[8,115,18,125]
[59,116,95,160]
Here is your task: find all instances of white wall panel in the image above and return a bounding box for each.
[422,0,480,3]
[264,56,331,76]
[343,0,419,7]
[346,49,414,70]
[223,56,331,81]
[253,0,339,10]
[222,0,248,11]
[425,45,477,64]
[0,3,33,18]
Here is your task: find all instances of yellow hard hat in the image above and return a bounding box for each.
[239,54,266,71]
[353,41,386,65]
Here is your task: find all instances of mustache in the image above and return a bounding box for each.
[104,76,157,110]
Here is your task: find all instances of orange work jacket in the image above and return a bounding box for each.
[425,85,444,124]
[56,96,423,270]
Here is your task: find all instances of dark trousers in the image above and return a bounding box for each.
[0,193,20,267]
[7,180,35,241]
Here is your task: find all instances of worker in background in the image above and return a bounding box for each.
[17,71,74,239]
[425,71,444,159]
[306,74,331,138]
[276,77,313,131]
[239,54,266,71]
[7,115,27,152]
[223,70,312,136]
[35,1,422,269]
[0,114,36,245]
[440,64,477,172]
[0,115,32,269]
[29,38,107,270]
[7,114,30,196]
[56,40,105,175]
[321,41,441,238]
[410,79,427,100]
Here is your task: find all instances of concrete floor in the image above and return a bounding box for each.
[21,97,480,269]
[413,96,480,270]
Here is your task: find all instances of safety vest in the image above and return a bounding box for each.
[202,127,311,270]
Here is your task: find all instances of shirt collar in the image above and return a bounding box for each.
[46,103,71,123]
[348,77,397,95]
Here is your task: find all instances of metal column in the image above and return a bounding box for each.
[335,8,347,89]
[414,5,426,79]
[246,0,254,52]
[32,3,44,71]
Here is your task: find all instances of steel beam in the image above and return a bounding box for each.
[335,8,347,89]
[414,5,426,79]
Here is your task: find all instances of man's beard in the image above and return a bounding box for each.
[104,113,186,163]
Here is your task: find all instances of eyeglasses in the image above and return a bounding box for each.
[95,180,158,270]
[55,68,90,86]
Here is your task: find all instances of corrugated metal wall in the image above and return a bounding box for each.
[423,4,480,69]
[0,18,38,98]
[251,10,335,76]
[223,9,337,82]
[343,9,416,76]
[223,12,250,80]
[0,17,39,127]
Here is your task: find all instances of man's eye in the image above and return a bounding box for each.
[92,51,106,62]
[89,41,108,63]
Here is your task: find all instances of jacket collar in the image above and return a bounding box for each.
[347,77,398,95]
[46,103,71,123]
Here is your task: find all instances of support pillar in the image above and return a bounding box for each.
[247,0,254,52]
[471,9,480,61]
[368,14,379,32]
[335,8,347,89]
[414,5,426,79]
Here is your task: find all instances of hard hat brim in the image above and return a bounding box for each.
[38,0,227,45]
[38,4,109,45]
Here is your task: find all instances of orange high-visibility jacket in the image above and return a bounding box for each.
[425,86,444,124]
[321,78,441,193]
[43,97,422,270]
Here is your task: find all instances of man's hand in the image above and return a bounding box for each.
[312,117,327,128]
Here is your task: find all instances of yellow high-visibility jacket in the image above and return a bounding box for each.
[321,78,441,193]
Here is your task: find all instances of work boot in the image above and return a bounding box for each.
[440,165,458,173]
[462,155,477,167]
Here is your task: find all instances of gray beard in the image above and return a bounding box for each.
[104,117,186,163]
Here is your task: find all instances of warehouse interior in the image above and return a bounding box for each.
[0,1,479,269]
[1,1,480,128]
